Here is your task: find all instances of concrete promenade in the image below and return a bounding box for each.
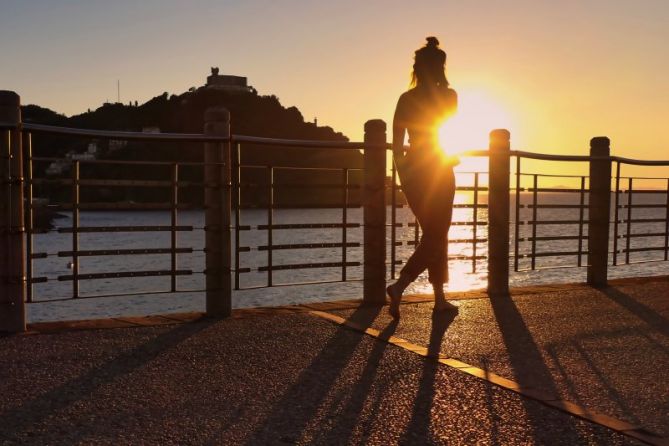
[1,277,668,445]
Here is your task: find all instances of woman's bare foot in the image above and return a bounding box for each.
[433,299,458,312]
[386,284,402,319]
[433,286,457,312]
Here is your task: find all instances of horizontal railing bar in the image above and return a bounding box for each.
[512,150,595,162]
[616,204,668,208]
[455,186,489,191]
[621,218,668,224]
[28,288,209,303]
[392,185,490,192]
[390,254,487,260]
[514,264,584,272]
[31,156,219,167]
[392,203,483,209]
[612,156,669,166]
[517,172,587,179]
[236,205,363,210]
[526,188,586,193]
[58,225,193,233]
[238,182,360,189]
[393,238,487,245]
[617,189,668,194]
[23,122,228,142]
[30,252,49,259]
[450,238,487,243]
[403,222,488,227]
[239,164,363,171]
[520,220,587,225]
[610,258,668,266]
[522,204,587,209]
[618,176,669,180]
[257,242,361,250]
[233,134,372,149]
[258,261,361,271]
[31,178,204,188]
[58,269,192,281]
[526,251,583,258]
[29,277,48,283]
[453,204,489,209]
[57,247,193,257]
[619,232,667,238]
[236,278,365,291]
[522,235,589,241]
[447,255,487,260]
[616,247,668,253]
[34,202,196,210]
[257,223,360,230]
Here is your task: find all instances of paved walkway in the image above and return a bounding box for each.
[1,277,667,445]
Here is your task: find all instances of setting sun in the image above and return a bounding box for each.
[438,89,515,157]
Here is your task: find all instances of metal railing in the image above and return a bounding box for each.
[2,90,669,332]
[612,158,669,266]
[230,139,365,290]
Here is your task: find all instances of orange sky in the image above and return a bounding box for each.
[1,1,668,183]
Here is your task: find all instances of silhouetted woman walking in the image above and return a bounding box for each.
[387,37,458,318]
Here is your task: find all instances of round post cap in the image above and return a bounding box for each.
[364,119,386,134]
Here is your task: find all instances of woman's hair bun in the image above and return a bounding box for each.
[425,36,439,47]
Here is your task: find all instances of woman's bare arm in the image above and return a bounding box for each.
[392,96,407,164]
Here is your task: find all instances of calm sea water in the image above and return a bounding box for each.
[27,192,669,322]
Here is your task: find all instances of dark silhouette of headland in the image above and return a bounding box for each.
[23,68,362,208]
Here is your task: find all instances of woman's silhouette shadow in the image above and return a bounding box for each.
[400,309,458,444]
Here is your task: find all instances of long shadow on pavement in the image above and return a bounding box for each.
[489,293,586,442]
[0,319,214,444]
[399,309,457,445]
[242,305,388,445]
[309,317,400,445]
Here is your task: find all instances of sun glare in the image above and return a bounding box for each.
[438,90,514,158]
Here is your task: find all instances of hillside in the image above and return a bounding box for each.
[22,86,364,207]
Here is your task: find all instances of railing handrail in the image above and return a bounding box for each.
[611,156,669,166]
[21,122,226,142]
[9,122,669,165]
[511,150,595,162]
[232,134,373,149]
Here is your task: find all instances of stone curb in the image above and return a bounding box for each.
[20,274,669,335]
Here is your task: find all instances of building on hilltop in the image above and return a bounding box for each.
[205,67,255,94]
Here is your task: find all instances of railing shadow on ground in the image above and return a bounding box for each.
[0,319,214,444]
[539,284,669,434]
[488,293,587,442]
[600,286,669,338]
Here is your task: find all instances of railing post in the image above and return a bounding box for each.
[0,91,26,332]
[487,129,511,296]
[587,136,611,287]
[204,107,232,317]
[363,119,387,305]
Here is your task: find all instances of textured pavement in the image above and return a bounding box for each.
[1,279,666,445]
[332,277,669,440]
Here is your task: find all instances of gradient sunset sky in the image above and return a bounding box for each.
[1,0,668,176]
